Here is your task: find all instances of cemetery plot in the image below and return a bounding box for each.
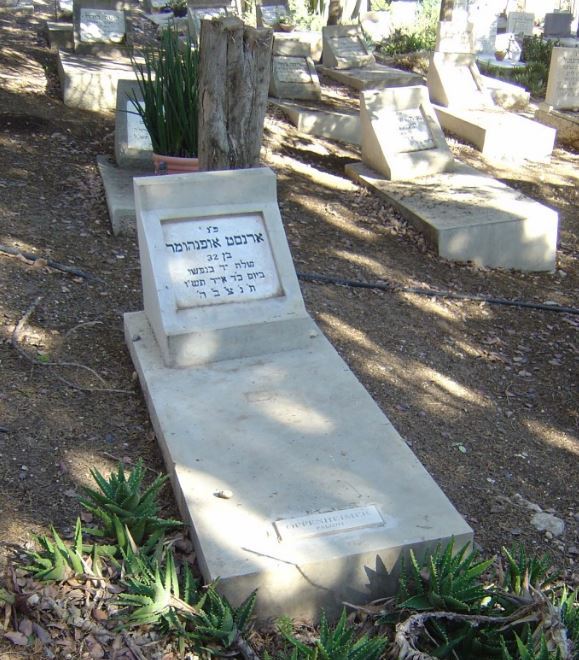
[269,55,321,100]
[321,25,375,70]
[79,8,125,43]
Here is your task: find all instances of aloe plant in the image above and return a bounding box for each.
[80,460,181,546]
[278,609,387,660]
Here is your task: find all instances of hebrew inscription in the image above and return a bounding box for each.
[274,56,311,84]
[162,213,282,309]
[126,100,152,151]
[331,36,366,59]
[378,108,435,153]
[274,505,385,541]
[79,8,125,43]
[261,4,287,23]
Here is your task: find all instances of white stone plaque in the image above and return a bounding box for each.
[80,8,125,43]
[378,108,435,153]
[507,12,534,36]
[189,6,227,35]
[332,36,366,58]
[274,56,311,84]
[162,213,282,309]
[261,4,287,23]
[274,505,385,541]
[126,100,153,151]
[546,47,579,109]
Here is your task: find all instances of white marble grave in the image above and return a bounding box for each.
[434,19,474,54]
[360,86,453,180]
[507,12,534,37]
[545,46,579,110]
[115,80,153,168]
[322,25,375,70]
[269,55,321,101]
[427,53,493,108]
[125,167,473,620]
[73,0,128,57]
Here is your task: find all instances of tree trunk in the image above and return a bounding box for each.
[198,17,273,171]
[439,0,454,21]
[327,0,343,25]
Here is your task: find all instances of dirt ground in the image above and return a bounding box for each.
[0,2,577,656]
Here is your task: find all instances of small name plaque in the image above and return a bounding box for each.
[274,56,311,84]
[126,100,152,151]
[274,505,385,541]
[261,4,287,23]
[80,8,125,43]
[162,213,282,309]
[381,108,435,153]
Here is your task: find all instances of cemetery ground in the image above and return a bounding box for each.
[0,5,578,658]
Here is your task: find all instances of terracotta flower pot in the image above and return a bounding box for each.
[153,153,200,175]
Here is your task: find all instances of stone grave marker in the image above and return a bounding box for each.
[360,85,453,181]
[187,5,229,43]
[73,0,128,58]
[114,80,153,169]
[545,46,579,110]
[269,55,320,100]
[322,25,375,70]
[427,53,494,108]
[256,1,289,28]
[544,13,572,38]
[359,11,392,44]
[468,0,499,55]
[434,19,474,54]
[124,166,472,620]
[507,11,534,36]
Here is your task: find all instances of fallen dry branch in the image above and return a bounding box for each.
[11,296,134,394]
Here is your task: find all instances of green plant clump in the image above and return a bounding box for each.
[130,22,200,158]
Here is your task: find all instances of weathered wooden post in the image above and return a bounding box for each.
[198,17,273,171]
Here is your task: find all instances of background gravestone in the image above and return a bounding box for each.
[269,55,320,100]
[427,53,493,108]
[545,46,579,110]
[187,5,229,43]
[360,85,453,181]
[434,19,474,54]
[321,25,375,70]
[256,0,289,28]
[507,11,534,37]
[73,0,130,58]
[114,79,153,169]
[544,13,572,38]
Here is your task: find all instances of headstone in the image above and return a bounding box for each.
[73,0,129,58]
[124,166,473,620]
[318,62,422,92]
[256,2,289,28]
[360,85,453,180]
[467,0,499,55]
[507,12,534,37]
[494,33,522,62]
[269,55,321,101]
[544,13,572,38]
[187,5,228,43]
[427,53,494,109]
[272,31,323,61]
[434,19,474,54]
[322,25,375,70]
[115,80,153,168]
[545,46,579,110]
[359,11,392,44]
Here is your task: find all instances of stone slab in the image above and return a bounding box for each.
[269,56,321,101]
[321,24,375,70]
[73,0,130,58]
[360,85,454,180]
[433,105,556,162]
[318,63,422,92]
[535,104,579,149]
[269,99,360,145]
[115,79,153,168]
[544,12,572,38]
[480,74,530,110]
[124,307,472,621]
[187,6,229,44]
[345,161,558,271]
[427,52,494,109]
[507,12,534,36]
[274,31,322,62]
[46,21,74,51]
[97,155,152,234]
[434,19,474,54]
[256,2,289,28]
[545,47,579,110]
[58,50,140,111]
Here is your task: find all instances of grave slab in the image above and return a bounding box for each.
[269,99,360,145]
[433,105,556,162]
[46,21,74,51]
[434,19,474,54]
[272,31,323,61]
[256,1,289,28]
[545,47,579,110]
[427,53,494,108]
[97,155,152,235]
[360,86,453,180]
[270,56,321,101]
[115,79,153,168]
[507,12,534,37]
[321,25,375,70]
[535,105,579,149]
[58,50,139,111]
[318,63,422,91]
[480,74,530,110]
[73,0,130,58]
[345,161,558,271]
[125,166,472,620]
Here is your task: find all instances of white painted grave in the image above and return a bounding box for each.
[125,166,472,619]
[360,86,453,180]
[434,20,474,54]
[427,53,493,108]
[545,46,579,110]
[322,25,375,70]
[79,7,125,43]
[507,12,534,36]
[257,3,289,27]
[468,0,499,55]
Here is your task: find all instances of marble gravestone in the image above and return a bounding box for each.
[545,47,579,110]
[360,85,453,181]
[269,55,321,101]
[114,80,153,169]
[256,1,289,28]
[507,12,534,37]
[124,167,472,620]
[73,0,128,58]
[434,19,474,54]
[467,0,499,55]
[322,25,375,69]
[427,53,494,108]
[544,13,572,39]
[187,5,229,43]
